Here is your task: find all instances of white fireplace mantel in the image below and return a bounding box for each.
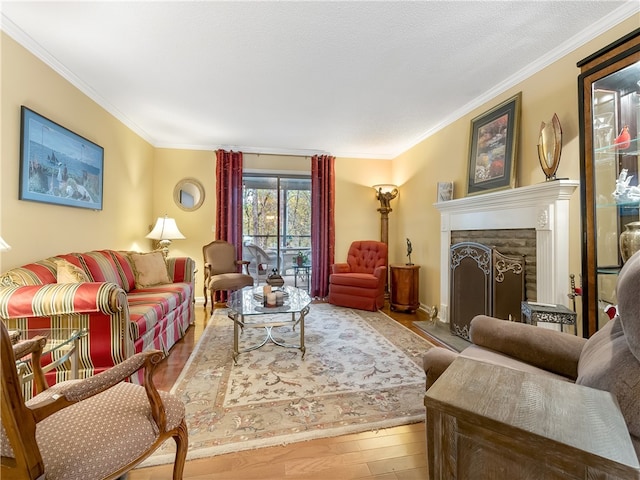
[434,179,579,323]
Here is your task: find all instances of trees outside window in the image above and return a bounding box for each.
[243,175,311,273]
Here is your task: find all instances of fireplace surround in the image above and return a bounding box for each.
[434,180,579,325]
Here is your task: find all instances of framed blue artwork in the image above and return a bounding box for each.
[19,106,104,210]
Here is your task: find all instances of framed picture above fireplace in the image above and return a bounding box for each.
[465,92,521,196]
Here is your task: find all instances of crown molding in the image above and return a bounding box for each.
[3,3,638,160]
[396,1,640,158]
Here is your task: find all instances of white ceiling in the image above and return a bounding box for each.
[1,1,638,159]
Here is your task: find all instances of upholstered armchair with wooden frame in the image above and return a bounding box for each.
[0,321,188,480]
[203,240,254,313]
[328,240,388,311]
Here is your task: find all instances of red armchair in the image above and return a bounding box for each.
[328,240,388,311]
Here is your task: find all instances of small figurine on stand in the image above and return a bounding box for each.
[614,125,631,150]
[613,169,640,203]
[406,238,413,265]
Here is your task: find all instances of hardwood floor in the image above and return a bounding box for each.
[128,302,436,480]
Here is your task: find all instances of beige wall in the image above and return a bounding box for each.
[1,33,155,272]
[151,148,215,297]
[334,157,392,261]
[391,17,639,332]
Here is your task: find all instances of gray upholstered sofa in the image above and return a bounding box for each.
[423,250,640,460]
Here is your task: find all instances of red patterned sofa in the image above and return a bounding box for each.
[0,250,194,386]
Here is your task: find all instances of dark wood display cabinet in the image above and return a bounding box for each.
[578,29,639,337]
[389,264,420,312]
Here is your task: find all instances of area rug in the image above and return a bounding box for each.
[140,302,433,466]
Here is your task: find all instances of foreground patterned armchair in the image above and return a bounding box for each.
[0,321,188,480]
[328,240,388,311]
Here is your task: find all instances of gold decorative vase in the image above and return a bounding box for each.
[619,221,640,263]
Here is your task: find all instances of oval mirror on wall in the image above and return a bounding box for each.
[174,178,205,211]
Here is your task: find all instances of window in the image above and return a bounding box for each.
[242,174,311,275]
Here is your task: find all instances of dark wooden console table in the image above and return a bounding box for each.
[425,357,639,479]
[390,264,420,312]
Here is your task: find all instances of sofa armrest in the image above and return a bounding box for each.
[332,263,350,274]
[0,282,126,318]
[0,282,133,382]
[167,256,196,284]
[423,347,459,390]
[373,265,387,281]
[236,260,251,275]
[469,315,587,380]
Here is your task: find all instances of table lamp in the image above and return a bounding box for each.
[146,215,185,257]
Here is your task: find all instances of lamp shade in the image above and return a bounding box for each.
[146,216,186,241]
[372,184,398,193]
[0,236,11,252]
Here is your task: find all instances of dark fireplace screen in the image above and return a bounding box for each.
[450,242,525,340]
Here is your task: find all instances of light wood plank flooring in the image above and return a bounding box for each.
[128,302,436,480]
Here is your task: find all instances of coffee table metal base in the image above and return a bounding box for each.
[229,306,310,364]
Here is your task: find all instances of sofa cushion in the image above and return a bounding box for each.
[329,273,380,289]
[129,252,171,288]
[130,283,193,308]
[126,283,192,342]
[577,317,640,440]
[75,251,126,289]
[54,254,86,272]
[0,259,58,286]
[128,302,166,342]
[54,259,90,283]
[109,251,137,292]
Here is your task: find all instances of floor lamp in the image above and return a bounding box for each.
[373,184,398,298]
[373,184,398,245]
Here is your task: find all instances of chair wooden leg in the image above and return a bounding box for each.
[172,419,189,480]
[210,291,215,315]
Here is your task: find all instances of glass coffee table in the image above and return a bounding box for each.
[227,286,311,364]
[10,326,88,389]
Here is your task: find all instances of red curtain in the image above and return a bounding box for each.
[310,154,335,299]
[215,149,244,302]
[215,149,243,249]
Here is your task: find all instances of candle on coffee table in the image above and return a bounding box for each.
[267,293,276,306]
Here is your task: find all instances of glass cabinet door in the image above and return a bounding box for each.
[578,30,640,337]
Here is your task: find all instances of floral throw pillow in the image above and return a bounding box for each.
[129,251,171,288]
[55,259,90,283]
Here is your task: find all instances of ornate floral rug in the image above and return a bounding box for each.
[140,303,433,466]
